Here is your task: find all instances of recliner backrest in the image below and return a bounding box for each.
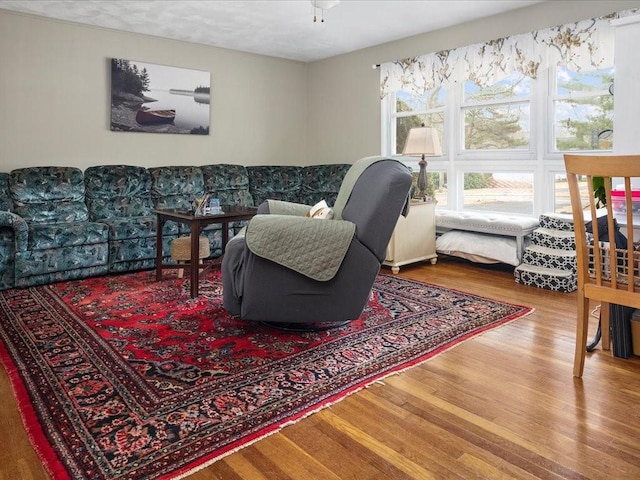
[247,166,303,206]
[84,165,153,221]
[9,166,89,224]
[201,164,254,207]
[340,160,412,262]
[149,166,205,211]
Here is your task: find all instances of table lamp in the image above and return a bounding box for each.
[402,125,442,200]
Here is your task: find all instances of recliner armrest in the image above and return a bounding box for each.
[260,199,311,216]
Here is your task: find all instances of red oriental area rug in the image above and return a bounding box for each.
[0,270,532,480]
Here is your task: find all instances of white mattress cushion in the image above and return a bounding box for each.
[436,230,520,266]
[435,210,539,236]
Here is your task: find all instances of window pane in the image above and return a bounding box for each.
[554,66,614,151]
[554,99,613,151]
[463,172,533,214]
[432,171,447,207]
[396,114,444,155]
[464,73,531,103]
[396,87,445,112]
[556,66,614,95]
[553,173,588,214]
[463,104,529,150]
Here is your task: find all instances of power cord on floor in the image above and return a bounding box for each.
[586,303,601,352]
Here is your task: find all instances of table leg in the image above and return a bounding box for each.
[190,222,200,298]
[222,221,229,254]
[156,216,165,281]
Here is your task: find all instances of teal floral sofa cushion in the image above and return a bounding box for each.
[201,164,254,207]
[85,165,166,272]
[247,166,303,206]
[300,164,350,206]
[9,166,109,287]
[10,167,89,223]
[0,173,19,289]
[201,164,253,251]
[0,226,15,290]
[27,222,107,249]
[0,173,11,211]
[85,165,154,220]
[150,166,206,256]
[150,166,205,212]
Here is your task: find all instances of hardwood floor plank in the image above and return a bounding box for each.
[251,434,343,480]
[280,418,395,479]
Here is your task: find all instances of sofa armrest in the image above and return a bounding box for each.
[0,211,28,252]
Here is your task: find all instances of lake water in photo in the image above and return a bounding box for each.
[142,89,210,131]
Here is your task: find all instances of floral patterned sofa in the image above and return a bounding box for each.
[0,163,349,290]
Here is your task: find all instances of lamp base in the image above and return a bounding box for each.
[416,155,428,200]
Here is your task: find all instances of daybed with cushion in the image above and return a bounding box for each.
[435,210,539,266]
[0,162,350,290]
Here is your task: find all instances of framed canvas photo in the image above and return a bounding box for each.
[110,59,210,135]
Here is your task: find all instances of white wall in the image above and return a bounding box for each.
[307,0,640,165]
[0,10,308,172]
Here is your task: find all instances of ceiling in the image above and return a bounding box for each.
[0,0,546,62]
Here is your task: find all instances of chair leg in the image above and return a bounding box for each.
[574,293,590,378]
[177,261,184,279]
[601,301,610,351]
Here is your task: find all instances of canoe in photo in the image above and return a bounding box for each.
[135,109,176,125]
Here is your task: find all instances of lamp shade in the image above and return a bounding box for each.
[311,0,341,9]
[402,126,442,157]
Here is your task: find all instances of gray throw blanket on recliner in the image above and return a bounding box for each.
[245,215,355,281]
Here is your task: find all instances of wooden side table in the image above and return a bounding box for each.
[384,200,437,274]
[154,205,257,297]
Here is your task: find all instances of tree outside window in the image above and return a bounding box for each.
[553,65,614,151]
[462,73,531,151]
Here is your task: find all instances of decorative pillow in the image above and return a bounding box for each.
[307,200,334,220]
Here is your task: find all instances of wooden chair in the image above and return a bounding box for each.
[565,154,640,377]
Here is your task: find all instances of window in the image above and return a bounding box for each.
[431,171,448,208]
[552,66,614,152]
[383,64,614,216]
[462,73,532,151]
[463,172,534,214]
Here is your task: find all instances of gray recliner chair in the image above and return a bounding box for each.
[222,156,413,328]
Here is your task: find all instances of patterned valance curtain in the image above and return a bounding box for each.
[380,8,639,98]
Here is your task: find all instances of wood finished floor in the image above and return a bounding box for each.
[1,257,640,479]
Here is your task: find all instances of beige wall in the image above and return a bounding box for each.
[307,0,640,165]
[2,1,640,172]
[0,10,308,172]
